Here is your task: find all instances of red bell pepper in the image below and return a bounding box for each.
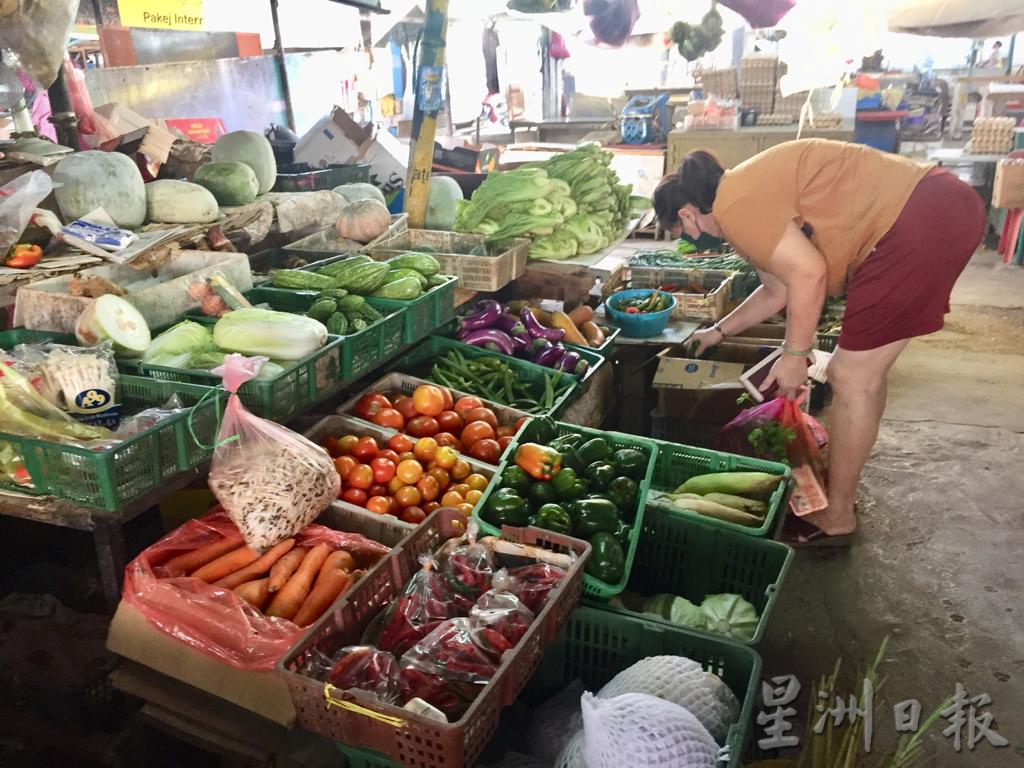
[4,244,42,269]
[514,443,561,481]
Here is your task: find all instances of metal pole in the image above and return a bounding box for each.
[47,61,79,148]
[91,0,103,25]
[1006,33,1017,76]
[405,0,450,228]
[269,0,296,132]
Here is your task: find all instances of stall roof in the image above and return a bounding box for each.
[887,0,1024,37]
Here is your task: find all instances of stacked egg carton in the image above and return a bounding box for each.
[775,90,810,116]
[756,113,795,126]
[700,68,739,100]
[967,117,1016,154]
[739,56,785,114]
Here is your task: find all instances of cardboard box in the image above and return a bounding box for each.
[993,159,1024,209]
[654,343,772,421]
[294,107,407,198]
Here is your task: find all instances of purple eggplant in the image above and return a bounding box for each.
[556,350,588,376]
[533,343,568,368]
[461,327,515,356]
[511,333,532,357]
[460,300,502,333]
[495,308,527,337]
[520,308,566,342]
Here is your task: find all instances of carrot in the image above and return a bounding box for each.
[331,549,356,573]
[214,538,296,590]
[265,543,330,621]
[267,547,309,593]
[292,551,354,627]
[190,544,260,583]
[568,304,594,327]
[233,578,270,610]
[163,537,243,575]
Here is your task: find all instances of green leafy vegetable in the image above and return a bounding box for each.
[700,593,759,642]
[141,320,217,364]
[213,308,327,361]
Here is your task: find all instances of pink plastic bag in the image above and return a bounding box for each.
[207,354,340,552]
[718,390,827,464]
[122,509,389,670]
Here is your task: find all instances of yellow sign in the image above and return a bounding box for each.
[118,0,205,30]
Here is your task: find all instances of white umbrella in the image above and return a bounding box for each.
[887,0,1024,38]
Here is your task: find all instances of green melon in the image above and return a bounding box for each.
[194,162,259,206]
[425,175,464,231]
[211,130,277,193]
[53,151,146,228]
[145,179,220,223]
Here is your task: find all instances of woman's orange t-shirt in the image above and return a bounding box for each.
[712,139,934,296]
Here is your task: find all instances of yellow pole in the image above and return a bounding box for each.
[404,0,450,228]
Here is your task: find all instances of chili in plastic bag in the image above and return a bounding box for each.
[504,563,566,614]
[326,645,401,704]
[376,557,458,657]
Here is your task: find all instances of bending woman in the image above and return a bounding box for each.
[653,139,985,543]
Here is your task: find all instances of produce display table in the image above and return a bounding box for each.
[667,125,855,171]
[509,117,614,143]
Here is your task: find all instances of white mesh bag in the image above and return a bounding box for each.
[597,655,739,741]
[525,679,586,763]
[581,691,720,768]
[553,729,585,768]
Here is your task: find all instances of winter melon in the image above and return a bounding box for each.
[332,182,386,207]
[53,151,146,228]
[194,162,259,206]
[425,175,463,231]
[211,130,277,194]
[145,179,220,223]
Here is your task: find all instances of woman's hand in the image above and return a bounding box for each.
[762,353,809,400]
[690,327,723,356]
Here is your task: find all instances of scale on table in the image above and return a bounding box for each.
[619,93,672,144]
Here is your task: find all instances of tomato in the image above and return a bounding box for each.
[436,410,464,434]
[434,432,460,449]
[322,435,340,455]
[388,476,405,495]
[451,483,471,498]
[394,396,419,422]
[395,485,422,508]
[427,467,450,489]
[377,449,401,466]
[371,457,397,484]
[455,502,474,518]
[333,455,358,480]
[464,408,498,430]
[348,464,374,490]
[406,416,439,438]
[398,451,416,463]
[372,408,405,430]
[467,438,501,464]
[465,489,483,506]
[514,415,530,433]
[369,483,389,498]
[495,425,515,439]
[388,496,401,516]
[388,434,414,453]
[454,396,484,419]
[351,436,379,463]
[337,435,359,455]
[355,393,391,420]
[341,488,368,507]
[367,496,391,515]
[439,387,454,411]
[423,501,440,514]
[498,436,514,452]
[450,459,471,481]
[461,421,495,448]
[413,437,438,462]
[396,459,424,485]
[400,506,427,524]
[415,475,440,502]
[433,445,458,470]
[465,474,489,492]
[412,384,446,417]
[441,490,465,507]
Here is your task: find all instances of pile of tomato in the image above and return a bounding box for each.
[321,430,493,524]
[352,384,525,465]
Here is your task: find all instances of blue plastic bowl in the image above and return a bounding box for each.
[605,289,676,337]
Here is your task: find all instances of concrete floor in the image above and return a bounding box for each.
[762,250,1024,766]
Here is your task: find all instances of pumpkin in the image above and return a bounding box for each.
[333,182,386,207]
[424,176,464,231]
[336,200,391,244]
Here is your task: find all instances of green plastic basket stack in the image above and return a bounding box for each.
[473,419,658,601]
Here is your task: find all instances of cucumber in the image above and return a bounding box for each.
[326,312,349,335]
[307,297,337,322]
[272,269,335,291]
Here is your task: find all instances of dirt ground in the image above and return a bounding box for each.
[761,250,1024,767]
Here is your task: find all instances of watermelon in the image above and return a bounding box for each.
[333,182,386,207]
[145,179,220,223]
[425,176,463,231]
[194,162,259,206]
[53,151,146,228]
[211,130,277,194]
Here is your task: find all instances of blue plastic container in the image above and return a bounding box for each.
[605,289,676,337]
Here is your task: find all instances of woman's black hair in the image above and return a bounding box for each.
[652,150,725,228]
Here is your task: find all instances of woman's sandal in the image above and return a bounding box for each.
[780,515,856,548]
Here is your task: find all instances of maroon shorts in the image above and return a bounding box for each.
[838,169,986,351]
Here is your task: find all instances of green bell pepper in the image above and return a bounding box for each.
[558,445,586,475]
[612,448,647,480]
[534,503,573,535]
[500,465,532,496]
[551,467,587,501]
[578,437,613,465]
[483,488,530,527]
[528,480,559,510]
[607,476,638,510]
[613,520,632,546]
[549,433,583,452]
[584,461,616,491]
[520,415,556,445]
[587,531,625,583]
[571,497,621,538]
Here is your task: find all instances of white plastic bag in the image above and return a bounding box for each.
[206,354,340,551]
[0,0,79,88]
[0,170,52,254]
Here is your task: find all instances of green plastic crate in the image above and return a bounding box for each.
[388,336,580,418]
[474,418,658,601]
[0,328,76,347]
[527,606,762,768]
[566,322,619,357]
[238,287,407,381]
[334,743,398,768]
[598,503,793,646]
[647,439,791,537]
[0,376,224,510]
[377,275,459,345]
[435,333,605,391]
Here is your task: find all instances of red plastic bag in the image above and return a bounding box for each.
[121,509,388,670]
[718,390,827,463]
[376,557,459,657]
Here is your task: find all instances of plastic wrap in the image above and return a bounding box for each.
[439,522,496,612]
[503,563,566,613]
[469,586,534,659]
[0,0,79,88]
[326,646,401,704]
[122,509,389,670]
[376,557,458,657]
[0,170,53,254]
[207,354,340,552]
